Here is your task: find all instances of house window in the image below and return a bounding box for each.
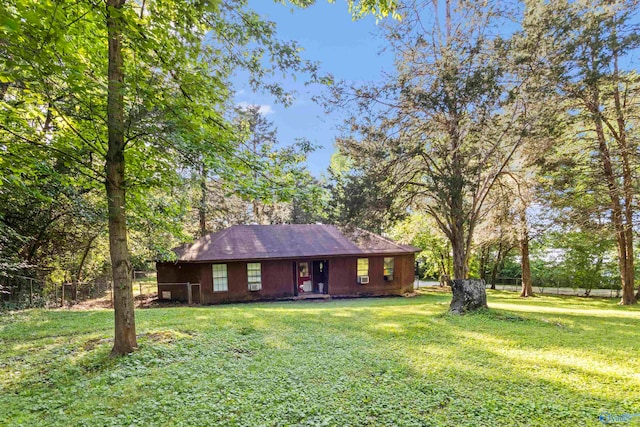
[299,262,309,277]
[357,258,369,277]
[213,264,228,292]
[384,257,395,281]
[247,262,262,291]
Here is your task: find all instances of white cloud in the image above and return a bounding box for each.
[236,102,275,115]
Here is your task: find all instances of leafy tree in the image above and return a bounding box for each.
[233,105,319,225]
[325,151,404,233]
[329,0,535,282]
[190,104,321,236]
[234,105,279,225]
[494,159,547,297]
[1,0,399,353]
[290,174,328,224]
[0,128,107,305]
[1,0,306,353]
[521,0,640,304]
[390,214,451,282]
[473,180,519,289]
[531,228,618,294]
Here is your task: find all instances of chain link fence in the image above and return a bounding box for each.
[416,278,622,298]
[486,277,622,298]
[1,271,157,311]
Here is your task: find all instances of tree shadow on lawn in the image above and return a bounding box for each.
[374,302,640,363]
[2,294,638,426]
[140,307,630,425]
[0,308,206,405]
[0,309,115,343]
[487,290,638,310]
[242,294,640,424]
[0,309,116,388]
[348,311,639,425]
[223,302,638,426]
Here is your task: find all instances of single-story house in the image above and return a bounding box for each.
[156,224,420,304]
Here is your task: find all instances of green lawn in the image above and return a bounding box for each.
[1,291,639,426]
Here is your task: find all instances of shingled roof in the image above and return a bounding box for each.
[173,224,420,262]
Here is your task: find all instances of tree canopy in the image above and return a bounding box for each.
[0,0,404,352]
[325,0,640,305]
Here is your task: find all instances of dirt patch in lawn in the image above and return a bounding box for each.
[70,295,114,310]
[69,292,162,310]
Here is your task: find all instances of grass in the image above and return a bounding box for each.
[133,273,157,297]
[1,290,639,426]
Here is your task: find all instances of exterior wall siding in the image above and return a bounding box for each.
[328,254,414,297]
[202,259,294,304]
[157,253,415,304]
[157,262,202,302]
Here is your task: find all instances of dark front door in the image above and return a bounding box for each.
[312,260,328,294]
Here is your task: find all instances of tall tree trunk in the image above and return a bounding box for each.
[438,250,448,286]
[590,91,635,305]
[71,235,96,302]
[611,50,636,304]
[578,36,637,305]
[252,200,260,224]
[449,128,467,280]
[519,211,533,297]
[593,111,633,305]
[489,244,503,290]
[451,224,467,280]
[445,0,451,40]
[199,162,207,236]
[106,0,137,355]
[76,234,98,284]
[479,246,488,283]
[618,136,635,304]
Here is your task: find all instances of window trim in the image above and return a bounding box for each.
[384,257,395,281]
[247,262,262,291]
[357,258,369,277]
[212,263,228,292]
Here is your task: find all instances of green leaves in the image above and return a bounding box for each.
[1,0,329,283]
[283,0,401,20]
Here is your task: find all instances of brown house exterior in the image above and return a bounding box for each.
[156,224,420,304]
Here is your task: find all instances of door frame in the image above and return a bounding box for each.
[293,259,329,295]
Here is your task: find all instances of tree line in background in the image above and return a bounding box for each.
[325,0,640,305]
[1,0,639,353]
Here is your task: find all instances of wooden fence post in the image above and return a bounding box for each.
[187,282,192,305]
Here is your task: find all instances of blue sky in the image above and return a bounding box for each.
[232,1,395,177]
[231,2,640,179]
